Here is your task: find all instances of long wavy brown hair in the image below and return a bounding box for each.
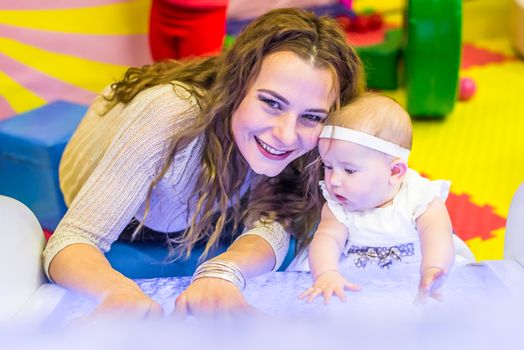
[103,8,364,260]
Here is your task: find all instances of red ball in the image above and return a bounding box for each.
[459,77,476,101]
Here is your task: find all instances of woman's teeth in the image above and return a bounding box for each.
[257,138,288,155]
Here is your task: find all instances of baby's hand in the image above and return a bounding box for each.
[298,270,361,304]
[416,267,447,303]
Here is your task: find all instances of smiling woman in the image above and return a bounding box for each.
[36,8,363,318]
[231,51,335,177]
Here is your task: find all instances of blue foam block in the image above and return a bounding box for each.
[0,101,88,230]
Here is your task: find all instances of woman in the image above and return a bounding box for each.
[43,8,363,318]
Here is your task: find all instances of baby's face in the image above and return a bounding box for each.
[319,138,394,211]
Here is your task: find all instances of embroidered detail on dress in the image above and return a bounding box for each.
[347,243,415,269]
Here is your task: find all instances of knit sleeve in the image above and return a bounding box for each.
[42,84,200,280]
[236,220,291,272]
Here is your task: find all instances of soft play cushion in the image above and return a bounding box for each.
[0,101,87,230]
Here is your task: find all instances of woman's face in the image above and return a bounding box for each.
[231,51,336,177]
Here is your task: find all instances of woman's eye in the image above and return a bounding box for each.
[345,169,356,174]
[323,164,333,170]
[258,96,281,110]
[302,114,323,123]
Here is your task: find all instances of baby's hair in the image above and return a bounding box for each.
[325,93,413,150]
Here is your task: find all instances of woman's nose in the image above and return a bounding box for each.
[273,113,298,147]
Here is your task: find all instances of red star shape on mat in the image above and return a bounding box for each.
[419,173,506,241]
[461,43,514,69]
[446,192,506,241]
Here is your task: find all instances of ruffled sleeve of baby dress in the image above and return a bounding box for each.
[403,169,475,263]
[402,168,451,222]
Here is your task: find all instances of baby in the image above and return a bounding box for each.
[298,93,473,303]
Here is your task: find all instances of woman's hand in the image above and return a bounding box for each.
[91,283,164,319]
[69,283,163,327]
[299,270,361,304]
[174,277,258,318]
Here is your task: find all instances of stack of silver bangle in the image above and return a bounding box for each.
[191,259,246,291]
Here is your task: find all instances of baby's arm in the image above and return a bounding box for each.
[299,203,360,303]
[416,198,455,299]
[309,203,348,277]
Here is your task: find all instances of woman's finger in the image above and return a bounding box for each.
[229,303,268,321]
[173,293,189,319]
[146,301,164,320]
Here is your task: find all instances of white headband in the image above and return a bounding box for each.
[319,125,410,162]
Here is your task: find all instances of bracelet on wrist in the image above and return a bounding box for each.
[191,259,246,291]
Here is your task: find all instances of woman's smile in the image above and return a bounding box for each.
[254,136,293,160]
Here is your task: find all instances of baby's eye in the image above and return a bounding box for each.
[345,169,356,174]
[258,96,282,110]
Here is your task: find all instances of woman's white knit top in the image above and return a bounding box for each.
[42,83,289,278]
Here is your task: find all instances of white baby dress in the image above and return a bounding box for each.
[289,169,474,272]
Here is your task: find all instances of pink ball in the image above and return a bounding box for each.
[459,77,476,101]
